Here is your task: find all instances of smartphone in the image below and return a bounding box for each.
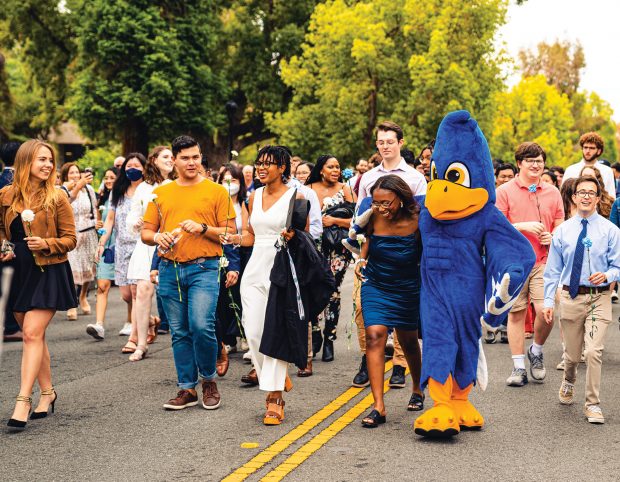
[1,239,15,255]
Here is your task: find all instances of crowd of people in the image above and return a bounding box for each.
[1,121,619,432]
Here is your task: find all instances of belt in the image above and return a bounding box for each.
[163,256,219,265]
[562,285,610,295]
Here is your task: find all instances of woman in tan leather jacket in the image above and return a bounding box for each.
[1,139,77,431]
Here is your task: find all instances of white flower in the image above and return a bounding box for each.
[322,196,335,210]
[231,150,239,158]
[21,209,35,222]
[356,234,366,244]
[219,256,229,269]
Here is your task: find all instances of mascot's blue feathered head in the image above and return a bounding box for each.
[425,110,496,221]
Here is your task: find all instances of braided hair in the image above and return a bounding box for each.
[255,145,292,182]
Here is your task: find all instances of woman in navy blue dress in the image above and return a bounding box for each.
[355,175,423,428]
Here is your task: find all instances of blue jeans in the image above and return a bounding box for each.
[159,258,220,389]
[156,290,169,331]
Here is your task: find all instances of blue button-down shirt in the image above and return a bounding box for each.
[543,212,620,308]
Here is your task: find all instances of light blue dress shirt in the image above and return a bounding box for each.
[543,211,620,308]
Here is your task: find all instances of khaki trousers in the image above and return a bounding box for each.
[353,276,407,368]
[559,289,612,406]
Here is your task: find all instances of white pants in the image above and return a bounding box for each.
[241,282,288,392]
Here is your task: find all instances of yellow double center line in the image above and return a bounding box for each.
[224,361,407,482]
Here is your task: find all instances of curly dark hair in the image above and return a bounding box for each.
[254,145,292,181]
[579,132,604,153]
[370,174,419,219]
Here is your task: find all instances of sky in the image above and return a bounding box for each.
[497,0,620,121]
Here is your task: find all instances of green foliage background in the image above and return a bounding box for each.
[0,0,618,167]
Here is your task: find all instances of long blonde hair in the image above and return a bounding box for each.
[10,139,59,213]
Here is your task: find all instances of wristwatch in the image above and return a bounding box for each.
[200,223,208,234]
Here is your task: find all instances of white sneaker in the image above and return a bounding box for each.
[86,323,105,340]
[243,351,252,363]
[240,338,249,351]
[118,322,132,336]
[584,404,604,424]
[612,291,618,303]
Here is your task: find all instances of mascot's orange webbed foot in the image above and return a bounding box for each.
[414,376,460,438]
[451,382,484,430]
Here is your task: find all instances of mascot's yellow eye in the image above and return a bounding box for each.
[431,162,438,181]
[444,162,471,188]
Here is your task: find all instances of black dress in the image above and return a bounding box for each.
[8,216,77,312]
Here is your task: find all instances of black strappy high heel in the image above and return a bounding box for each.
[7,395,32,430]
[30,388,57,420]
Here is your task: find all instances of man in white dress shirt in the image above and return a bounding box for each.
[562,132,615,200]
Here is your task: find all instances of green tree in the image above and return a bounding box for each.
[68,0,227,156]
[269,0,508,162]
[205,0,322,162]
[489,75,575,166]
[0,0,75,137]
[519,40,585,97]
[1,1,322,164]
[518,39,618,161]
[571,91,619,162]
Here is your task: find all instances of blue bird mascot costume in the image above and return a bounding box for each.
[412,110,535,438]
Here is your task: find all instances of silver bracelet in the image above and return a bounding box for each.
[233,234,242,248]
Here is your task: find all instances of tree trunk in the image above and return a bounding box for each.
[200,116,274,170]
[122,118,149,156]
[364,74,379,151]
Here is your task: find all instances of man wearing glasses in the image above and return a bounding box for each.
[543,176,620,424]
[495,142,564,387]
[562,132,615,200]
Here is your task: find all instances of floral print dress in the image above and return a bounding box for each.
[316,188,353,341]
[67,186,98,285]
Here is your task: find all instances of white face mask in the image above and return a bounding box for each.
[227,183,240,196]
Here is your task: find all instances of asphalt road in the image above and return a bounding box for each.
[2,269,620,482]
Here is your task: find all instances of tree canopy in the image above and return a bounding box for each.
[269,0,507,163]
[0,1,618,166]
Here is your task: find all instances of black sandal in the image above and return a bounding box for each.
[407,393,425,411]
[361,409,386,428]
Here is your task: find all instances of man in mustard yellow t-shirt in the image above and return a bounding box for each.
[142,135,235,412]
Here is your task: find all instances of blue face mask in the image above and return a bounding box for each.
[126,168,143,182]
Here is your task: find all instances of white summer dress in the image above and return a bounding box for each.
[241,186,296,392]
[126,180,169,281]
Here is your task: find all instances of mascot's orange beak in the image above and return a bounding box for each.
[426,180,488,220]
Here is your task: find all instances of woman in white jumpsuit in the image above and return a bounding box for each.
[226,145,302,425]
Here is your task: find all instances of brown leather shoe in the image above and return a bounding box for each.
[297,361,313,377]
[216,344,229,377]
[201,380,221,410]
[163,390,198,410]
[241,368,258,386]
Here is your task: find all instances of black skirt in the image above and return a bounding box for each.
[8,216,77,313]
